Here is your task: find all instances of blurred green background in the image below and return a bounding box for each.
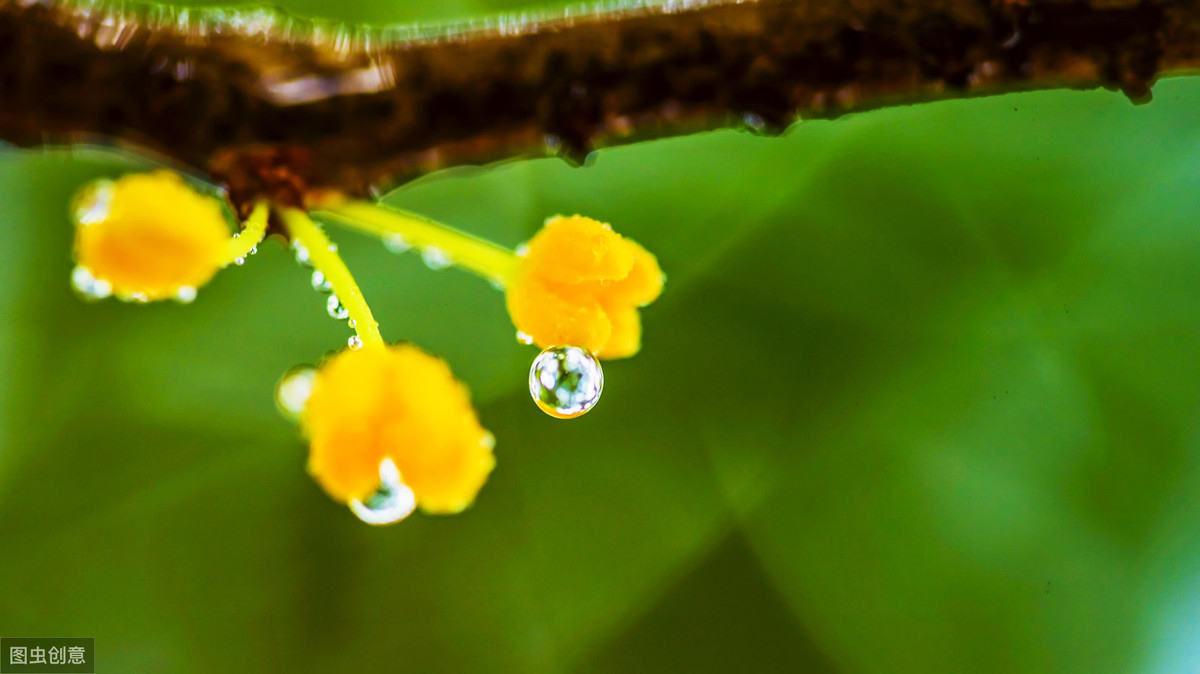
[4,1,1200,672]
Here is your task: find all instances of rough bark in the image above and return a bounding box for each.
[1,0,1197,211]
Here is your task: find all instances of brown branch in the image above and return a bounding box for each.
[1,0,1198,211]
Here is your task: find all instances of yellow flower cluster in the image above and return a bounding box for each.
[300,343,495,514]
[73,171,231,300]
[68,173,666,524]
[506,215,664,359]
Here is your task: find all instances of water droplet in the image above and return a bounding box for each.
[292,241,312,267]
[516,331,534,345]
[275,365,316,420]
[327,294,350,320]
[327,242,338,253]
[421,246,452,270]
[384,234,411,253]
[347,318,357,329]
[515,244,530,257]
[480,431,496,451]
[174,286,197,304]
[740,112,768,135]
[347,335,363,350]
[349,458,417,526]
[71,179,115,226]
[529,345,603,419]
[127,292,149,304]
[311,270,333,293]
[233,257,246,266]
[70,266,112,301]
[249,245,258,255]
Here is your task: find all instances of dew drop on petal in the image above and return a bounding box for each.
[384,234,411,253]
[249,245,258,255]
[347,335,363,350]
[70,266,112,301]
[233,257,246,266]
[347,318,357,329]
[174,286,197,304]
[421,246,452,270]
[311,270,333,293]
[515,243,530,257]
[516,331,534,345]
[529,345,603,419]
[275,365,316,420]
[327,294,350,320]
[71,179,115,226]
[349,458,417,526]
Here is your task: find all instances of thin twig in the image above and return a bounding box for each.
[1,0,1198,210]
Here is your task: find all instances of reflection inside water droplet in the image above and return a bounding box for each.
[72,179,115,226]
[349,458,417,525]
[275,365,316,420]
[529,345,603,419]
[327,294,349,320]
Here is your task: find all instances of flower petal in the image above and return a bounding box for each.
[523,215,635,285]
[74,172,229,299]
[507,275,613,353]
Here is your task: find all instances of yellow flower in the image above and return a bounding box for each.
[72,171,230,301]
[300,343,495,514]
[506,215,664,359]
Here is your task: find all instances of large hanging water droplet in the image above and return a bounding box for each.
[349,458,417,525]
[311,270,333,293]
[529,346,603,419]
[347,335,363,350]
[327,294,349,320]
[70,266,112,301]
[71,179,115,226]
[421,246,452,270]
[275,365,316,420]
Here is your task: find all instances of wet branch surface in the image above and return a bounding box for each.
[1,0,1198,211]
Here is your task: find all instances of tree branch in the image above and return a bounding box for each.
[1,0,1197,210]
